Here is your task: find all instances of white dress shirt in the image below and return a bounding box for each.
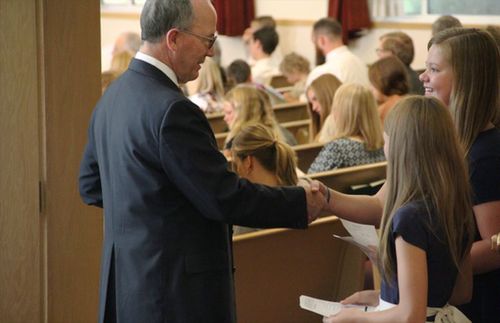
[251,57,280,86]
[306,45,369,87]
[135,51,179,87]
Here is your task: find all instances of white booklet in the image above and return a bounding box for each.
[333,219,379,251]
[299,295,374,317]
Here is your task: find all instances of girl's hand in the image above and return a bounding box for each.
[322,307,364,323]
[340,290,380,307]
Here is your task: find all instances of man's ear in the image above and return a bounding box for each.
[255,39,263,51]
[316,35,326,49]
[165,29,178,51]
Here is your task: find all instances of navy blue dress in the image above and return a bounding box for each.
[459,128,500,323]
[381,201,466,308]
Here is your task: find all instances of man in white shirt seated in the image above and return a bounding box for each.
[248,27,280,86]
[243,16,283,71]
[306,18,369,87]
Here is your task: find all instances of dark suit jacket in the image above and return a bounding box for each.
[79,59,307,323]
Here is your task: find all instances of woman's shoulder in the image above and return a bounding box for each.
[393,201,431,225]
[471,127,500,159]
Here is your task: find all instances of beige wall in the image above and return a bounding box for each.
[100,13,432,71]
[100,2,499,71]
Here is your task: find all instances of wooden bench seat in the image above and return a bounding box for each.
[233,216,365,323]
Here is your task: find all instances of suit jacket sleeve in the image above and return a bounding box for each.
[79,112,103,208]
[158,99,308,229]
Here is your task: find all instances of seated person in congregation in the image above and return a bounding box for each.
[223,85,297,157]
[369,56,410,123]
[243,15,283,69]
[306,74,342,143]
[226,59,285,105]
[308,83,385,174]
[279,52,311,102]
[248,27,281,86]
[432,15,462,36]
[230,123,298,235]
[376,31,424,95]
[188,57,225,113]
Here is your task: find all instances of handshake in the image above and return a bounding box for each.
[298,178,331,224]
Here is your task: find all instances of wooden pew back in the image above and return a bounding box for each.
[233,216,365,323]
[273,101,309,123]
[206,102,309,134]
[308,161,387,194]
[214,119,312,150]
[207,112,228,133]
[270,74,293,88]
[294,142,324,172]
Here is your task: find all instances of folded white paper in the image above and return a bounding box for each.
[299,295,374,317]
[339,219,378,248]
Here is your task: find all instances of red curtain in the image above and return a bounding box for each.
[328,0,371,44]
[213,0,255,36]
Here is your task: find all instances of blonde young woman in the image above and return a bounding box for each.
[308,83,385,174]
[323,96,475,323]
[189,57,226,113]
[231,123,299,235]
[222,85,296,154]
[318,28,500,322]
[306,74,342,143]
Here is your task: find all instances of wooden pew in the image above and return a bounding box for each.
[273,101,309,123]
[307,161,387,194]
[233,216,365,323]
[214,119,312,150]
[282,119,312,145]
[207,112,228,134]
[270,74,293,88]
[294,142,324,172]
[206,102,309,134]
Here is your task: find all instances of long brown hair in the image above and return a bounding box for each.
[369,56,409,97]
[379,96,474,282]
[428,28,500,155]
[307,74,342,138]
[232,123,298,186]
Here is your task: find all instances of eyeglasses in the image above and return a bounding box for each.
[178,29,218,49]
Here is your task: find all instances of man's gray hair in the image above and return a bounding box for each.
[140,0,194,43]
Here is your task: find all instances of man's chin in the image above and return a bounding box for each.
[179,72,199,85]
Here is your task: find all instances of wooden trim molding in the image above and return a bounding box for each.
[101,10,140,20]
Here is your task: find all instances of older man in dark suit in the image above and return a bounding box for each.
[79,1,325,322]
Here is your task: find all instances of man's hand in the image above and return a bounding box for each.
[298,179,327,223]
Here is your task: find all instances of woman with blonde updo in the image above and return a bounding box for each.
[231,123,298,234]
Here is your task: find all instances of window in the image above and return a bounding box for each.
[404,0,500,15]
